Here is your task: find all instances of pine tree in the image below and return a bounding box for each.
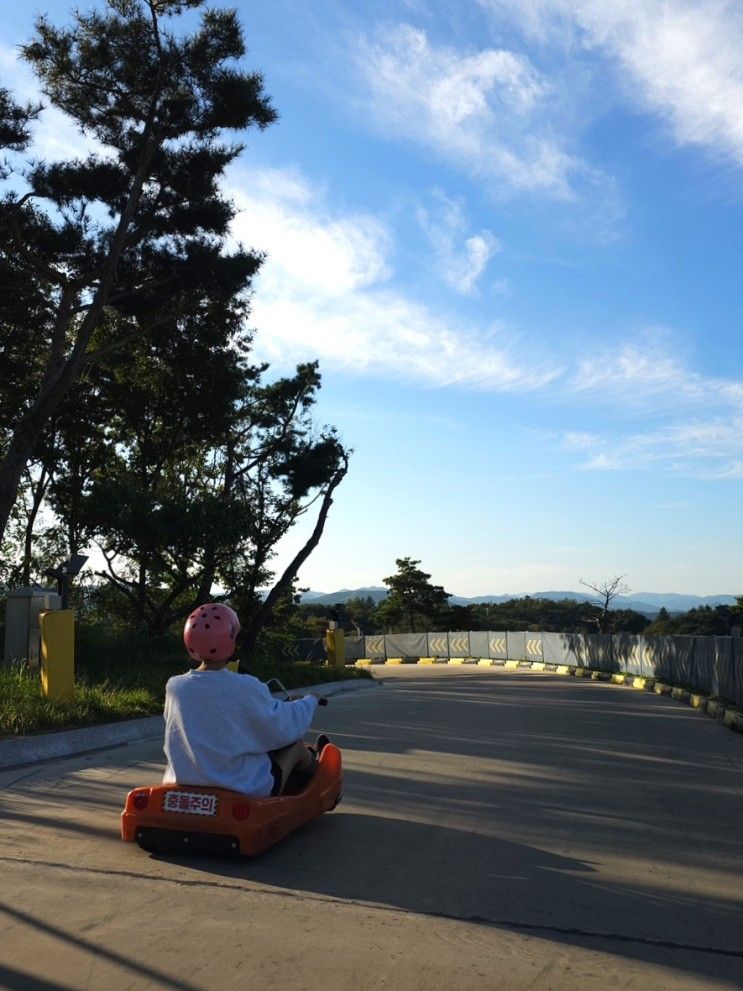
[0,0,276,544]
[377,558,451,633]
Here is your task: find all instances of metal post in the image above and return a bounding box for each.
[39,610,75,701]
[324,624,346,668]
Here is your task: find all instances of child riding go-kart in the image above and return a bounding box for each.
[121,602,342,856]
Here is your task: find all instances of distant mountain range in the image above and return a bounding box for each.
[299,587,738,617]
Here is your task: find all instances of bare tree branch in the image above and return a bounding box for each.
[579,575,630,633]
[238,453,349,659]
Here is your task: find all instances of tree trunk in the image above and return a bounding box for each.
[21,468,50,585]
[0,385,68,548]
[0,115,162,546]
[238,458,348,663]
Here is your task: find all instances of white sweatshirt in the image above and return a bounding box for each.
[162,668,318,797]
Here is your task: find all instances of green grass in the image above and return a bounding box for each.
[0,623,370,737]
[0,667,162,737]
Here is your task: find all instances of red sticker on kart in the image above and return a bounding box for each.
[163,791,218,816]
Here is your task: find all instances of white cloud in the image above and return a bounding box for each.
[563,431,600,449]
[230,170,743,478]
[481,0,743,167]
[233,167,391,297]
[659,419,743,457]
[556,331,743,477]
[580,452,623,470]
[704,461,743,480]
[569,335,743,411]
[417,191,500,294]
[352,23,608,199]
[561,412,743,478]
[228,165,561,391]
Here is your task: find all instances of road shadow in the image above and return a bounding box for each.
[157,806,743,985]
[0,900,204,991]
[150,672,743,986]
[3,669,742,987]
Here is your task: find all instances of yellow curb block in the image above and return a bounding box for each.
[477,659,493,666]
[535,662,742,735]
[447,658,465,665]
[504,660,520,669]
[418,657,435,665]
[530,662,546,671]
[385,658,403,665]
[355,659,372,667]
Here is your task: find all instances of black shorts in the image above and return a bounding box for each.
[269,758,283,796]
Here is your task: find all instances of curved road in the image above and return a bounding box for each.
[1,666,742,990]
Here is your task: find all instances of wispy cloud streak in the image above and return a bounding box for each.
[417,191,500,295]
[481,0,743,167]
[229,165,560,392]
[351,23,614,202]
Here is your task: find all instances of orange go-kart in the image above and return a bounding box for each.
[122,741,342,856]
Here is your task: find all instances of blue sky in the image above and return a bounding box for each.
[3,0,743,596]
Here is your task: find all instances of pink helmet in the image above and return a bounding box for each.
[183,603,240,662]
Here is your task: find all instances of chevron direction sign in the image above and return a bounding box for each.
[365,636,385,657]
[282,642,300,661]
[428,636,449,655]
[627,644,653,673]
[449,635,469,654]
[526,638,543,658]
[490,637,506,655]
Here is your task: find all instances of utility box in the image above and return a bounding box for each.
[3,588,62,669]
[324,626,346,668]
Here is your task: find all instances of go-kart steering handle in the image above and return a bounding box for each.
[267,677,328,705]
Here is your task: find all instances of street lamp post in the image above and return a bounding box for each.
[44,554,89,609]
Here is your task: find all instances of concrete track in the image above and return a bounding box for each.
[1,666,742,990]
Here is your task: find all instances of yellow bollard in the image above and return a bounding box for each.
[226,660,239,672]
[324,626,346,668]
[39,610,75,701]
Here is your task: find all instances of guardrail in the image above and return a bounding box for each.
[291,630,742,708]
[278,630,742,728]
